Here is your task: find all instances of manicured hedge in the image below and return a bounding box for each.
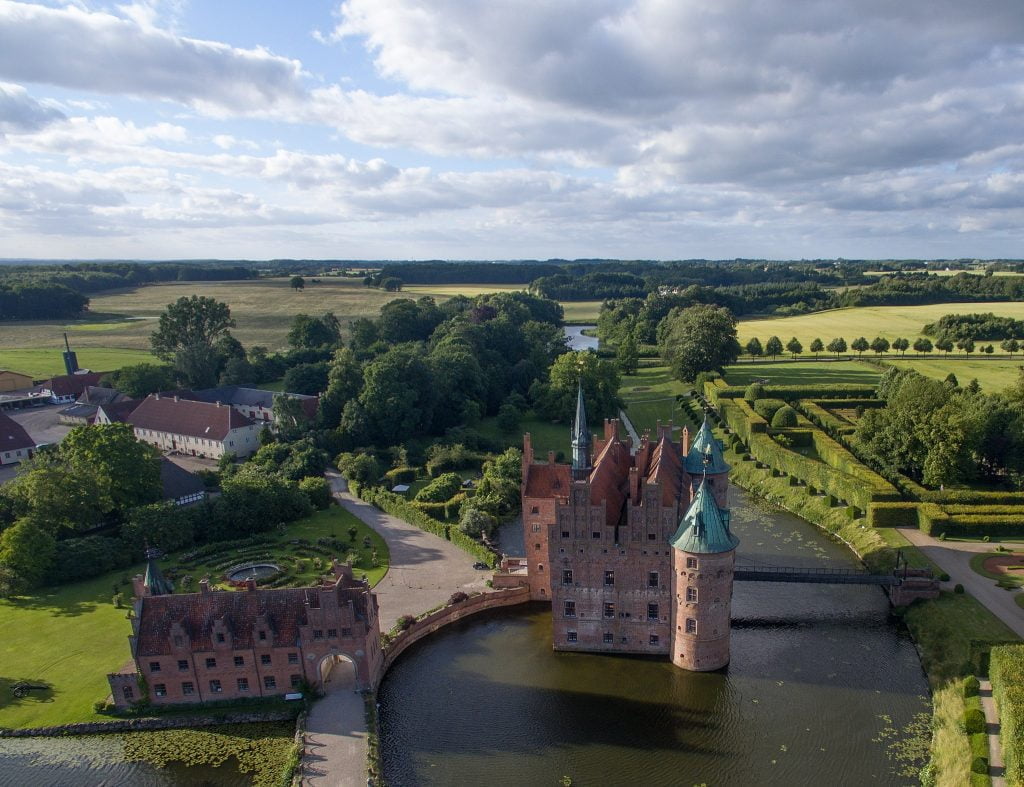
[867,502,921,528]
[715,383,878,400]
[805,398,887,410]
[945,516,1024,538]
[799,400,856,436]
[720,398,767,444]
[990,644,1024,786]
[752,398,787,421]
[383,466,417,485]
[917,503,951,536]
[810,430,901,501]
[449,528,499,568]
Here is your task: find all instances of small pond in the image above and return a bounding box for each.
[227,563,280,582]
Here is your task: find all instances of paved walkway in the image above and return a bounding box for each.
[980,678,1007,785]
[899,528,1024,637]
[301,472,492,785]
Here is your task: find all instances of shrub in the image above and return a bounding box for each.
[770,405,798,428]
[954,583,965,593]
[425,443,479,477]
[964,707,987,734]
[752,398,786,421]
[397,615,416,631]
[970,756,988,776]
[298,476,332,510]
[448,591,469,605]
[964,676,981,697]
[335,452,381,486]
[383,466,417,485]
[415,473,463,503]
[939,573,950,582]
[744,382,764,402]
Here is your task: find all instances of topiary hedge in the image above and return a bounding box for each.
[770,405,798,428]
[867,502,921,528]
[715,383,878,400]
[752,398,786,421]
[383,466,417,485]
[990,644,1024,786]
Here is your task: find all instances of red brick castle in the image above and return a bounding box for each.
[521,386,739,671]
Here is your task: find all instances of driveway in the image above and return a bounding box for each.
[8,404,71,445]
[899,527,1024,638]
[326,471,489,631]
[302,662,366,787]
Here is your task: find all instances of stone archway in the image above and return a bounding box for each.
[318,653,357,694]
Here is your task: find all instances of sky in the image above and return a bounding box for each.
[1,1,1023,261]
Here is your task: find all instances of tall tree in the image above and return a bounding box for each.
[913,337,933,355]
[870,336,890,355]
[827,337,847,358]
[657,304,741,383]
[891,337,909,356]
[540,350,622,423]
[765,336,783,359]
[786,337,803,358]
[150,296,235,388]
[810,337,824,358]
[615,330,640,375]
[290,275,305,291]
[851,336,869,356]
[745,337,763,360]
[60,423,162,514]
[319,348,363,429]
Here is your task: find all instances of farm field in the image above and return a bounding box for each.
[402,283,526,298]
[737,301,1024,347]
[0,504,386,729]
[0,347,157,378]
[880,357,1023,392]
[722,359,882,387]
[560,300,603,323]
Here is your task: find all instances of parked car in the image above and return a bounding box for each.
[472,562,490,570]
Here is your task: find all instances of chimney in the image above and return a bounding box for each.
[173,395,179,402]
[131,573,147,600]
[548,450,556,464]
[681,426,690,456]
[245,579,258,591]
[199,578,210,593]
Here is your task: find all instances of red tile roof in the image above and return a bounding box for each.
[97,399,142,423]
[41,372,104,397]
[127,394,254,441]
[0,411,34,452]
[135,582,371,656]
[524,462,571,499]
[588,435,632,527]
[646,434,685,507]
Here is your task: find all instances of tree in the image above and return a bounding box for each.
[870,336,890,355]
[336,452,381,486]
[346,344,438,445]
[851,337,869,356]
[615,331,639,375]
[539,350,622,423]
[380,277,403,292]
[892,338,909,356]
[746,337,763,360]
[984,344,994,355]
[120,501,195,557]
[60,424,162,514]
[458,507,496,539]
[496,402,523,433]
[290,275,305,291]
[913,337,933,355]
[415,472,462,503]
[771,405,798,428]
[810,338,824,358]
[765,336,783,360]
[936,338,954,355]
[961,338,975,356]
[282,362,329,396]
[786,337,803,358]
[319,348,363,429]
[102,363,176,398]
[657,304,741,383]
[0,517,56,594]
[298,477,332,510]
[151,296,235,363]
[1003,339,1020,357]
[287,313,340,349]
[220,355,256,386]
[826,337,847,358]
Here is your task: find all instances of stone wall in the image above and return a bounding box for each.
[379,588,531,681]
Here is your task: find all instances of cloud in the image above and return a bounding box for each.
[0,1,305,113]
[0,81,64,132]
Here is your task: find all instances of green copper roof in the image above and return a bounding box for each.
[670,479,740,554]
[685,416,731,475]
[571,381,591,477]
[143,549,174,596]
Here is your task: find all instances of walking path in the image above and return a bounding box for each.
[898,528,1024,638]
[618,408,640,448]
[302,472,491,785]
[980,678,1007,785]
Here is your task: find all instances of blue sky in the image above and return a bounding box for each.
[1,0,1023,260]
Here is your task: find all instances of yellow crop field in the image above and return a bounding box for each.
[738,302,1024,347]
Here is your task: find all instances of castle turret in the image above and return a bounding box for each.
[669,478,739,671]
[142,548,174,596]
[571,383,591,481]
[684,416,731,508]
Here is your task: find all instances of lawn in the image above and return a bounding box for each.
[722,359,882,387]
[0,347,158,378]
[0,504,387,730]
[968,552,1024,589]
[619,364,700,435]
[560,300,603,323]
[738,301,1024,347]
[880,357,1022,393]
[478,413,570,458]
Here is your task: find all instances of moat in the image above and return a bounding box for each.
[378,485,929,786]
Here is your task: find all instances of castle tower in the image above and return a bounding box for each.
[684,416,731,509]
[669,478,739,671]
[142,548,174,596]
[570,383,591,481]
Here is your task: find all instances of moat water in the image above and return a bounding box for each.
[377,486,930,786]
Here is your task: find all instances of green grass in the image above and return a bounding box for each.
[904,592,1019,686]
[478,413,570,458]
[738,302,1024,348]
[880,357,1023,393]
[968,552,1024,588]
[723,359,883,387]
[0,505,388,730]
[559,300,604,323]
[618,365,698,435]
[0,347,158,378]
[876,527,946,576]
[0,568,135,729]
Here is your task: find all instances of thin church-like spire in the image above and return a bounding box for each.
[571,382,591,480]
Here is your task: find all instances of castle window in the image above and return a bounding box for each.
[313,630,323,640]
[592,531,601,539]
[290,674,302,688]
[647,603,659,620]
[261,655,272,666]
[603,632,613,644]
[532,524,541,532]
[604,570,614,587]
[259,630,267,641]
[205,658,217,669]
[567,631,577,643]
[154,683,166,697]
[603,602,615,618]
[531,506,539,514]
[647,533,656,541]
[563,600,576,617]
[686,618,697,634]
[562,569,573,585]
[234,656,244,667]
[216,633,225,643]
[341,627,352,637]
[178,660,189,672]
[538,564,544,572]
[149,661,161,673]
[288,653,299,664]
[328,629,338,638]
[182,682,194,696]
[686,557,698,570]
[209,679,223,693]
[122,686,134,701]
[562,530,570,539]
[535,543,541,551]
[686,587,698,603]
[648,571,659,588]
[264,676,276,689]
[237,678,249,692]
[649,634,660,646]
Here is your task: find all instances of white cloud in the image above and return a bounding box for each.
[0,80,64,132]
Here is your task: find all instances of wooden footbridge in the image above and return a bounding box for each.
[734,563,899,586]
